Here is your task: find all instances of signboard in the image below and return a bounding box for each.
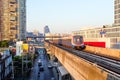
[22,44,28,53]
[16,41,23,56]
[100,29,106,37]
[29,45,35,53]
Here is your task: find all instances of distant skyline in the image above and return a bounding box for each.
[27,0,114,33]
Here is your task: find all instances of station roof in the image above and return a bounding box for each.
[58,66,68,76]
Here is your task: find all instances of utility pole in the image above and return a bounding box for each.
[22,53,24,79]
[25,54,28,76]
[11,56,14,80]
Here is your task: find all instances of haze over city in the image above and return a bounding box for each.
[27,0,114,33]
[1,0,120,80]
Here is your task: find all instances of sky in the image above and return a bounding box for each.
[26,0,114,33]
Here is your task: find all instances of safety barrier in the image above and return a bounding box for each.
[84,45,120,60]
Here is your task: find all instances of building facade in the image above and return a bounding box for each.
[2,0,10,41]
[44,25,50,34]
[72,26,120,49]
[0,50,13,80]
[0,0,26,41]
[0,0,4,41]
[9,0,18,41]
[114,0,120,26]
[17,0,26,41]
[72,0,120,49]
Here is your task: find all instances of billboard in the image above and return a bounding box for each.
[22,44,28,53]
[16,41,23,56]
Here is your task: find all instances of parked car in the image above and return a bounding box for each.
[39,66,44,71]
[38,59,42,66]
[47,64,53,69]
[51,77,55,80]
[38,62,42,66]
[38,71,40,74]
[38,74,40,77]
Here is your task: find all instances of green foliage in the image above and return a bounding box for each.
[13,54,34,77]
[8,40,14,46]
[28,61,32,68]
[47,54,50,60]
[13,56,22,67]
[0,40,9,47]
[34,54,38,59]
[23,39,27,43]
[13,56,22,61]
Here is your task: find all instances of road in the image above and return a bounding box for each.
[29,48,56,80]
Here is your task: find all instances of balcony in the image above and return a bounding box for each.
[10,0,16,4]
[10,12,16,16]
[10,27,17,30]
[10,17,17,21]
[10,21,17,26]
[10,7,16,12]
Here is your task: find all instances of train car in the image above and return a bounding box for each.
[83,38,110,48]
[72,26,120,49]
[71,35,85,49]
[52,35,85,50]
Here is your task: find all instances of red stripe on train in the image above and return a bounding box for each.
[84,42,106,48]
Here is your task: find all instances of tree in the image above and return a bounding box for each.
[0,40,9,47]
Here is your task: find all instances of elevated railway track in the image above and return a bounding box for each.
[84,45,120,61]
[45,42,120,80]
[57,44,120,75]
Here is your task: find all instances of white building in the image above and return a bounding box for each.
[72,26,120,49]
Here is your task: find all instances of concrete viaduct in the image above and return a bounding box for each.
[44,42,120,80]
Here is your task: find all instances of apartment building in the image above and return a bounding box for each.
[114,0,120,26]
[0,0,3,41]
[0,0,26,41]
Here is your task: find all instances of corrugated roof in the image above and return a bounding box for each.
[58,66,68,76]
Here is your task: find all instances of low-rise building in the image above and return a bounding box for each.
[0,50,13,80]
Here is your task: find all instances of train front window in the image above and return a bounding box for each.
[73,36,83,44]
[80,36,83,44]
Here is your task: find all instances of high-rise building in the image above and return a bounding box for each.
[9,0,18,41]
[17,0,26,41]
[114,0,120,26]
[0,0,26,41]
[44,25,50,34]
[0,0,4,41]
